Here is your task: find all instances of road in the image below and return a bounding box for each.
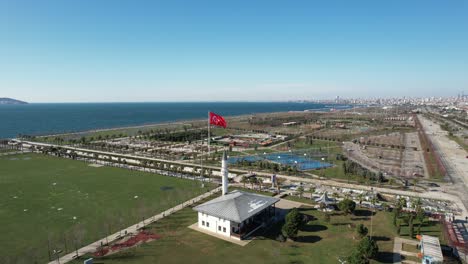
[18,140,468,218]
[418,115,468,216]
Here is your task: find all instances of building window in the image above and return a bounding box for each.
[206,222,209,227]
[223,227,226,233]
[202,221,205,226]
[218,226,221,231]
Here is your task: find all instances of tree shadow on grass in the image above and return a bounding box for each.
[297,207,316,212]
[375,251,401,263]
[329,212,343,216]
[353,209,374,217]
[371,236,391,242]
[331,222,352,226]
[296,235,322,243]
[350,217,370,221]
[288,261,305,264]
[300,224,327,232]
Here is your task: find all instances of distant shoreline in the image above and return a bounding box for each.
[33,107,353,139]
[0,102,355,139]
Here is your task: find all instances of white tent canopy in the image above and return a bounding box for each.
[315,191,335,205]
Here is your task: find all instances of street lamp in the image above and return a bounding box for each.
[294,160,299,177]
[370,187,374,239]
[321,157,326,177]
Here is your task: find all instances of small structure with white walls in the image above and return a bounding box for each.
[193,151,279,240]
[418,235,444,264]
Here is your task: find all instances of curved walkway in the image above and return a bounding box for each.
[19,139,468,218]
[48,187,221,264]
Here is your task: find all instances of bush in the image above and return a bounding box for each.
[324,213,331,223]
[347,249,368,264]
[347,236,379,263]
[276,234,286,242]
[357,236,379,260]
[281,221,298,240]
[281,208,302,240]
[285,208,302,225]
[338,199,356,215]
[356,224,368,238]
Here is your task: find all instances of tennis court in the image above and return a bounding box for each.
[228,152,333,171]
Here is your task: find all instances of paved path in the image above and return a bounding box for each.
[19,140,468,218]
[0,150,30,156]
[49,187,221,264]
[418,115,468,217]
[393,237,419,264]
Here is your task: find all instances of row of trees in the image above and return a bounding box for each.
[233,159,300,174]
[393,197,425,238]
[37,146,217,180]
[149,129,208,143]
[343,160,383,182]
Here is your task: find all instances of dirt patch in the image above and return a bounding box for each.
[94,231,161,257]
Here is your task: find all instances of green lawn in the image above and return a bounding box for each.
[283,194,316,205]
[0,153,214,264]
[289,139,340,150]
[397,217,446,244]
[448,135,468,152]
[0,148,21,153]
[72,204,431,264]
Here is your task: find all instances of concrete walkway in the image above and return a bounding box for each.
[393,237,419,264]
[19,140,468,219]
[418,115,468,215]
[0,150,30,156]
[49,187,221,264]
[188,223,251,246]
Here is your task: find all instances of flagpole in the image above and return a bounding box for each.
[208,111,211,155]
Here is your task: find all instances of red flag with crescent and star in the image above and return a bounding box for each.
[209,112,227,128]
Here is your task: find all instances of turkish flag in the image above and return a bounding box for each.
[209,112,227,128]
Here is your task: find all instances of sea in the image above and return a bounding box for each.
[0,102,352,139]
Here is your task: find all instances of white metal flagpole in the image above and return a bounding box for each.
[208,111,211,155]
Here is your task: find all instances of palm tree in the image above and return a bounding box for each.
[258,178,264,191]
[357,193,364,207]
[240,176,248,188]
[249,177,257,190]
[297,185,304,199]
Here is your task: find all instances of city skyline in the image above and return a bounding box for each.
[2,0,468,102]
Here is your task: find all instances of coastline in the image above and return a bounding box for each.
[2,102,356,139]
[34,107,358,139]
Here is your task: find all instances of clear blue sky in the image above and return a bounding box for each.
[1,0,467,102]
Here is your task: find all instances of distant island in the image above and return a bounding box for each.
[0,98,28,104]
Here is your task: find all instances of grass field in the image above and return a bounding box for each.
[0,148,21,154]
[0,153,214,264]
[71,201,444,264]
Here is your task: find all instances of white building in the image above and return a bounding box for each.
[419,235,444,264]
[193,152,279,240]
